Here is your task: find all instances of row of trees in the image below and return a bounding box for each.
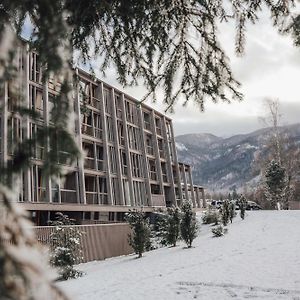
[126,201,199,258]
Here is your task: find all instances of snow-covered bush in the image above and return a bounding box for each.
[202,208,220,225]
[180,201,199,248]
[156,207,181,247]
[212,225,228,237]
[49,213,83,280]
[125,210,151,258]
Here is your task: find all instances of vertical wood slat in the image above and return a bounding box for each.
[34,223,133,263]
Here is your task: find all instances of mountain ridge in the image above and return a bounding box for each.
[175,123,300,192]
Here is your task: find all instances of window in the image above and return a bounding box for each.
[143,111,151,130]
[145,134,154,155]
[161,163,168,182]
[128,125,141,150]
[115,94,122,119]
[130,153,144,178]
[96,145,104,171]
[125,100,137,124]
[104,88,112,114]
[120,150,128,175]
[93,113,102,139]
[109,146,117,174]
[117,121,125,146]
[98,177,108,204]
[83,142,95,169]
[106,116,114,142]
[155,117,162,136]
[148,159,157,181]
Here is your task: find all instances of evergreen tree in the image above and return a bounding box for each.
[158,207,181,247]
[264,160,287,209]
[0,2,299,298]
[229,201,236,224]
[239,195,247,220]
[180,201,199,248]
[125,210,151,258]
[49,213,83,280]
[221,199,230,226]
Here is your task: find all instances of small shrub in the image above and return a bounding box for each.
[212,225,228,237]
[49,212,83,280]
[202,209,220,225]
[180,201,199,248]
[125,210,151,258]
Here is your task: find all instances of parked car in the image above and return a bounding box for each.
[246,201,262,210]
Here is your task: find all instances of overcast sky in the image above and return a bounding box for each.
[88,9,300,138]
[22,8,300,137]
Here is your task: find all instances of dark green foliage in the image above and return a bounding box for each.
[202,208,220,225]
[180,201,199,248]
[238,195,247,220]
[264,160,287,209]
[212,225,228,237]
[125,210,151,258]
[221,199,230,226]
[157,207,181,247]
[49,213,83,280]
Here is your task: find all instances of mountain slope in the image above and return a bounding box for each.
[176,123,300,192]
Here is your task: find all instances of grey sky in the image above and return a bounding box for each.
[22,9,300,137]
[91,9,300,137]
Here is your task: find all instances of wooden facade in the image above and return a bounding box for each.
[0,42,205,225]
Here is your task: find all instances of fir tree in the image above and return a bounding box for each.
[239,195,248,220]
[221,199,230,226]
[125,210,151,258]
[49,213,83,280]
[264,160,287,209]
[180,201,199,248]
[158,207,181,247]
[229,201,236,224]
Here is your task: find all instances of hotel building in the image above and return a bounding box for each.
[0,44,205,225]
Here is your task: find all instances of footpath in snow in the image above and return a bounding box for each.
[59,211,300,300]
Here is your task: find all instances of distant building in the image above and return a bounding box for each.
[0,43,205,225]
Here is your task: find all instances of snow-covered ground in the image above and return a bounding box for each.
[59,211,300,299]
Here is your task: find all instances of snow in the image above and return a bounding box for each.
[59,211,300,299]
[176,142,188,151]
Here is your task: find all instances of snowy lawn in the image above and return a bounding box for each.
[59,211,300,299]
